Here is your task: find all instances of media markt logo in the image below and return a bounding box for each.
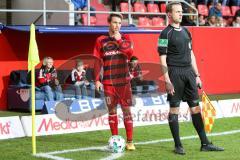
[0,121,10,135]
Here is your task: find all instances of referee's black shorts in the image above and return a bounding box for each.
[167,66,199,107]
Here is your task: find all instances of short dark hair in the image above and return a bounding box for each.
[166,2,182,13]
[107,13,123,23]
[130,56,138,62]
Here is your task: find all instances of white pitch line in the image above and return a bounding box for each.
[35,129,240,160]
[35,153,71,160]
[136,129,240,145]
[99,153,124,160]
[42,146,108,155]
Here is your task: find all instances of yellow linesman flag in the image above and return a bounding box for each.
[201,91,216,133]
[28,24,40,71]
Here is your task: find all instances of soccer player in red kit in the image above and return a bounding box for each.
[93,13,135,150]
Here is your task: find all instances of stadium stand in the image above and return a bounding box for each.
[152,17,165,26]
[222,6,233,16]
[147,3,160,13]
[160,3,166,13]
[120,2,132,12]
[231,6,240,16]
[133,2,147,13]
[198,4,209,16]
[81,14,97,25]
[138,17,151,27]
[89,0,109,25]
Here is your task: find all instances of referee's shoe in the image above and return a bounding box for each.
[201,143,224,151]
[174,146,186,155]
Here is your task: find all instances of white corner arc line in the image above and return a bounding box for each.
[35,129,240,160]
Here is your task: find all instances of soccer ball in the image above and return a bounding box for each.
[108,135,126,153]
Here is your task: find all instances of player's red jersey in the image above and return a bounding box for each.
[93,34,133,86]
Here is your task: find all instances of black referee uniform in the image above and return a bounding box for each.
[158,25,199,107]
[157,24,224,154]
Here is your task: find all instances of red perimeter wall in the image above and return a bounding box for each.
[0,27,240,110]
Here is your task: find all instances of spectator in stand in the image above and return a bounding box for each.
[205,15,217,26]
[181,2,197,26]
[199,15,206,26]
[129,56,155,94]
[216,17,227,27]
[71,0,96,24]
[71,59,88,99]
[209,2,223,18]
[233,9,240,27]
[38,57,63,101]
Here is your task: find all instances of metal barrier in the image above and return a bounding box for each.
[0,0,199,26]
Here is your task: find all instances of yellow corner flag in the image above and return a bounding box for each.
[201,91,216,133]
[28,24,39,155]
[28,24,40,71]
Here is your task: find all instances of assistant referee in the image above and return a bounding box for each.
[158,1,224,155]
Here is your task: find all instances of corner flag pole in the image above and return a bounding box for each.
[28,23,40,155]
[31,63,37,155]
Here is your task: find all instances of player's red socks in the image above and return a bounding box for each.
[108,114,118,135]
[123,112,133,142]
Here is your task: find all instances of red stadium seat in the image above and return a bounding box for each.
[81,14,97,26]
[197,4,208,16]
[152,17,165,26]
[222,6,232,16]
[134,2,147,13]
[147,3,160,13]
[138,17,151,27]
[160,3,166,13]
[231,6,240,16]
[120,2,132,12]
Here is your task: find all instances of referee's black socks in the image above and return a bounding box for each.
[168,114,182,147]
[191,113,210,145]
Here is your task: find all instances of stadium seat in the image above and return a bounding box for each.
[120,2,132,12]
[197,4,208,16]
[160,3,166,13]
[81,14,97,26]
[147,3,160,13]
[138,17,151,27]
[231,6,240,16]
[134,2,147,13]
[221,6,232,16]
[152,17,165,26]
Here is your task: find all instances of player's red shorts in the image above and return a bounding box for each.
[103,83,132,108]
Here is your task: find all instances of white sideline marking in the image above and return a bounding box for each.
[35,129,240,160]
[136,129,240,145]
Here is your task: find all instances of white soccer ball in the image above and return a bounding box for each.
[108,135,126,153]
